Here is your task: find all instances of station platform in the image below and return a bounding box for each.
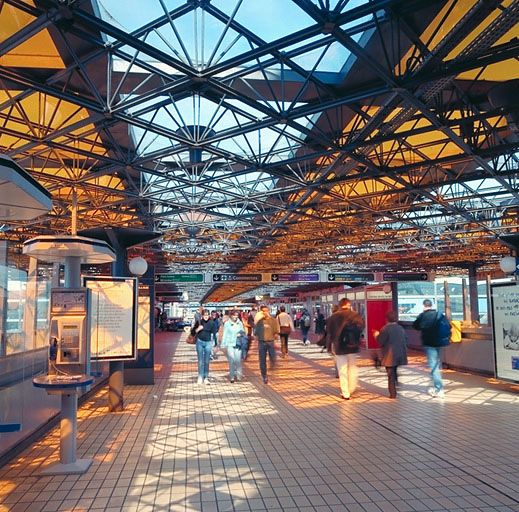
[1,331,518,512]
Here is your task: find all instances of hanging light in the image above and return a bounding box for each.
[499,255,517,274]
[128,256,148,276]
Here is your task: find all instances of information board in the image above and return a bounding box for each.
[84,276,137,361]
[327,273,375,282]
[271,273,319,282]
[491,282,519,383]
[156,273,204,283]
[212,273,262,282]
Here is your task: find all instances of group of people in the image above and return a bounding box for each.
[190,305,282,385]
[324,297,448,400]
[188,298,449,400]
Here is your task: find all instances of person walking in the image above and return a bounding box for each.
[413,299,448,398]
[221,310,246,383]
[325,298,364,400]
[254,305,279,384]
[300,309,311,345]
[243,308,256,360]
[193,309,218,385]
[315,312,326,336]
[374,310,407,399]
[277,305,294,358]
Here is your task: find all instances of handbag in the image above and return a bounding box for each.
[186,334,196,345]
[279,325,291,335]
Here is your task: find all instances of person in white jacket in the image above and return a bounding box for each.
[276,305,294,358]
[220,310,246,383]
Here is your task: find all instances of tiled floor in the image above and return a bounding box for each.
[1,331,519,512]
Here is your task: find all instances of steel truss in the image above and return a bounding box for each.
[0,0,518,301]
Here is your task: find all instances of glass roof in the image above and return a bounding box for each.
[0,0,518,303]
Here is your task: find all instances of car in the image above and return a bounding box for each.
[165,317,191,332]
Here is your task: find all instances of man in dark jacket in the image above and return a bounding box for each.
[413,299,445,398]
[325,298,364,400]
[375,310,407,399]
[254,306,279,384]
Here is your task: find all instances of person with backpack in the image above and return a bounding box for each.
[325,298,364,400]
[413,299,451,398]
[300,309,311,345]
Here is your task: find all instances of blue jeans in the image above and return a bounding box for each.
[258,340,276,378]
[425,346,443,392]
[226,347,243,380]
[196,339,213,379]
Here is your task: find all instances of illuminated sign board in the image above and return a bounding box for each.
[271,273,319,282]
[327,272,375,282]
[212,273,262,282]
[156,273,204,283]
[377,272,430,281]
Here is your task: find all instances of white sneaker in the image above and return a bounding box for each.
[428,387,445,398]
[304,340,310,345]
[204,378,210,385]
[197,376,203,385]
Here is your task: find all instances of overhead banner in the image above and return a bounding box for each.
[84,276,138,361]
[491,282,519,383]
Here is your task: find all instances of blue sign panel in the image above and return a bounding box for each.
[381,272,429,281]
[212,273,262,282]
[327,273,375,282]
[271,273,320,282]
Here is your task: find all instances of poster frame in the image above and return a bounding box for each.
[83,275,138,362]
[490,280,519,383]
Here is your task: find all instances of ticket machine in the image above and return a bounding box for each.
[50,288,91,377]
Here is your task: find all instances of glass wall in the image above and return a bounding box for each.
[396,277,490,323]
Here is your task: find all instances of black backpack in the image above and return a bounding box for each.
[434,313,452,347]
[339,322,361,351]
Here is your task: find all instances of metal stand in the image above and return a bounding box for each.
[33,375,93,475]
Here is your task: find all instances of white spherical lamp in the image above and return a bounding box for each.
[128,256,148,276]
[499,255,517,274]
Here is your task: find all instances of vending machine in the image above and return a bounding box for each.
[345,284,394,350]
[49,288,91,377]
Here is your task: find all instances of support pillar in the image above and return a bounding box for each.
[108,361,124,412]
[467,264,480,323]
[462,278,470,322]
[64,256,81,288]
[444,280,451,319]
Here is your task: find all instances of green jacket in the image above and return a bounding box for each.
[254,316,279,342]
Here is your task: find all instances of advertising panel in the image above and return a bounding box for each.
[84,276,137,361]
[491,282,519,383]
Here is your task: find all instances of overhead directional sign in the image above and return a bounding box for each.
[327,272,375,282]
[212,273,262,282]
[271,273,320,282]
[377,271,431,282]
[156,273,204,283]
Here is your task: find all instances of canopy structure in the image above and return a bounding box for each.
[0,154,52,221]
[0,0,518,302]
[23,235,115,264]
